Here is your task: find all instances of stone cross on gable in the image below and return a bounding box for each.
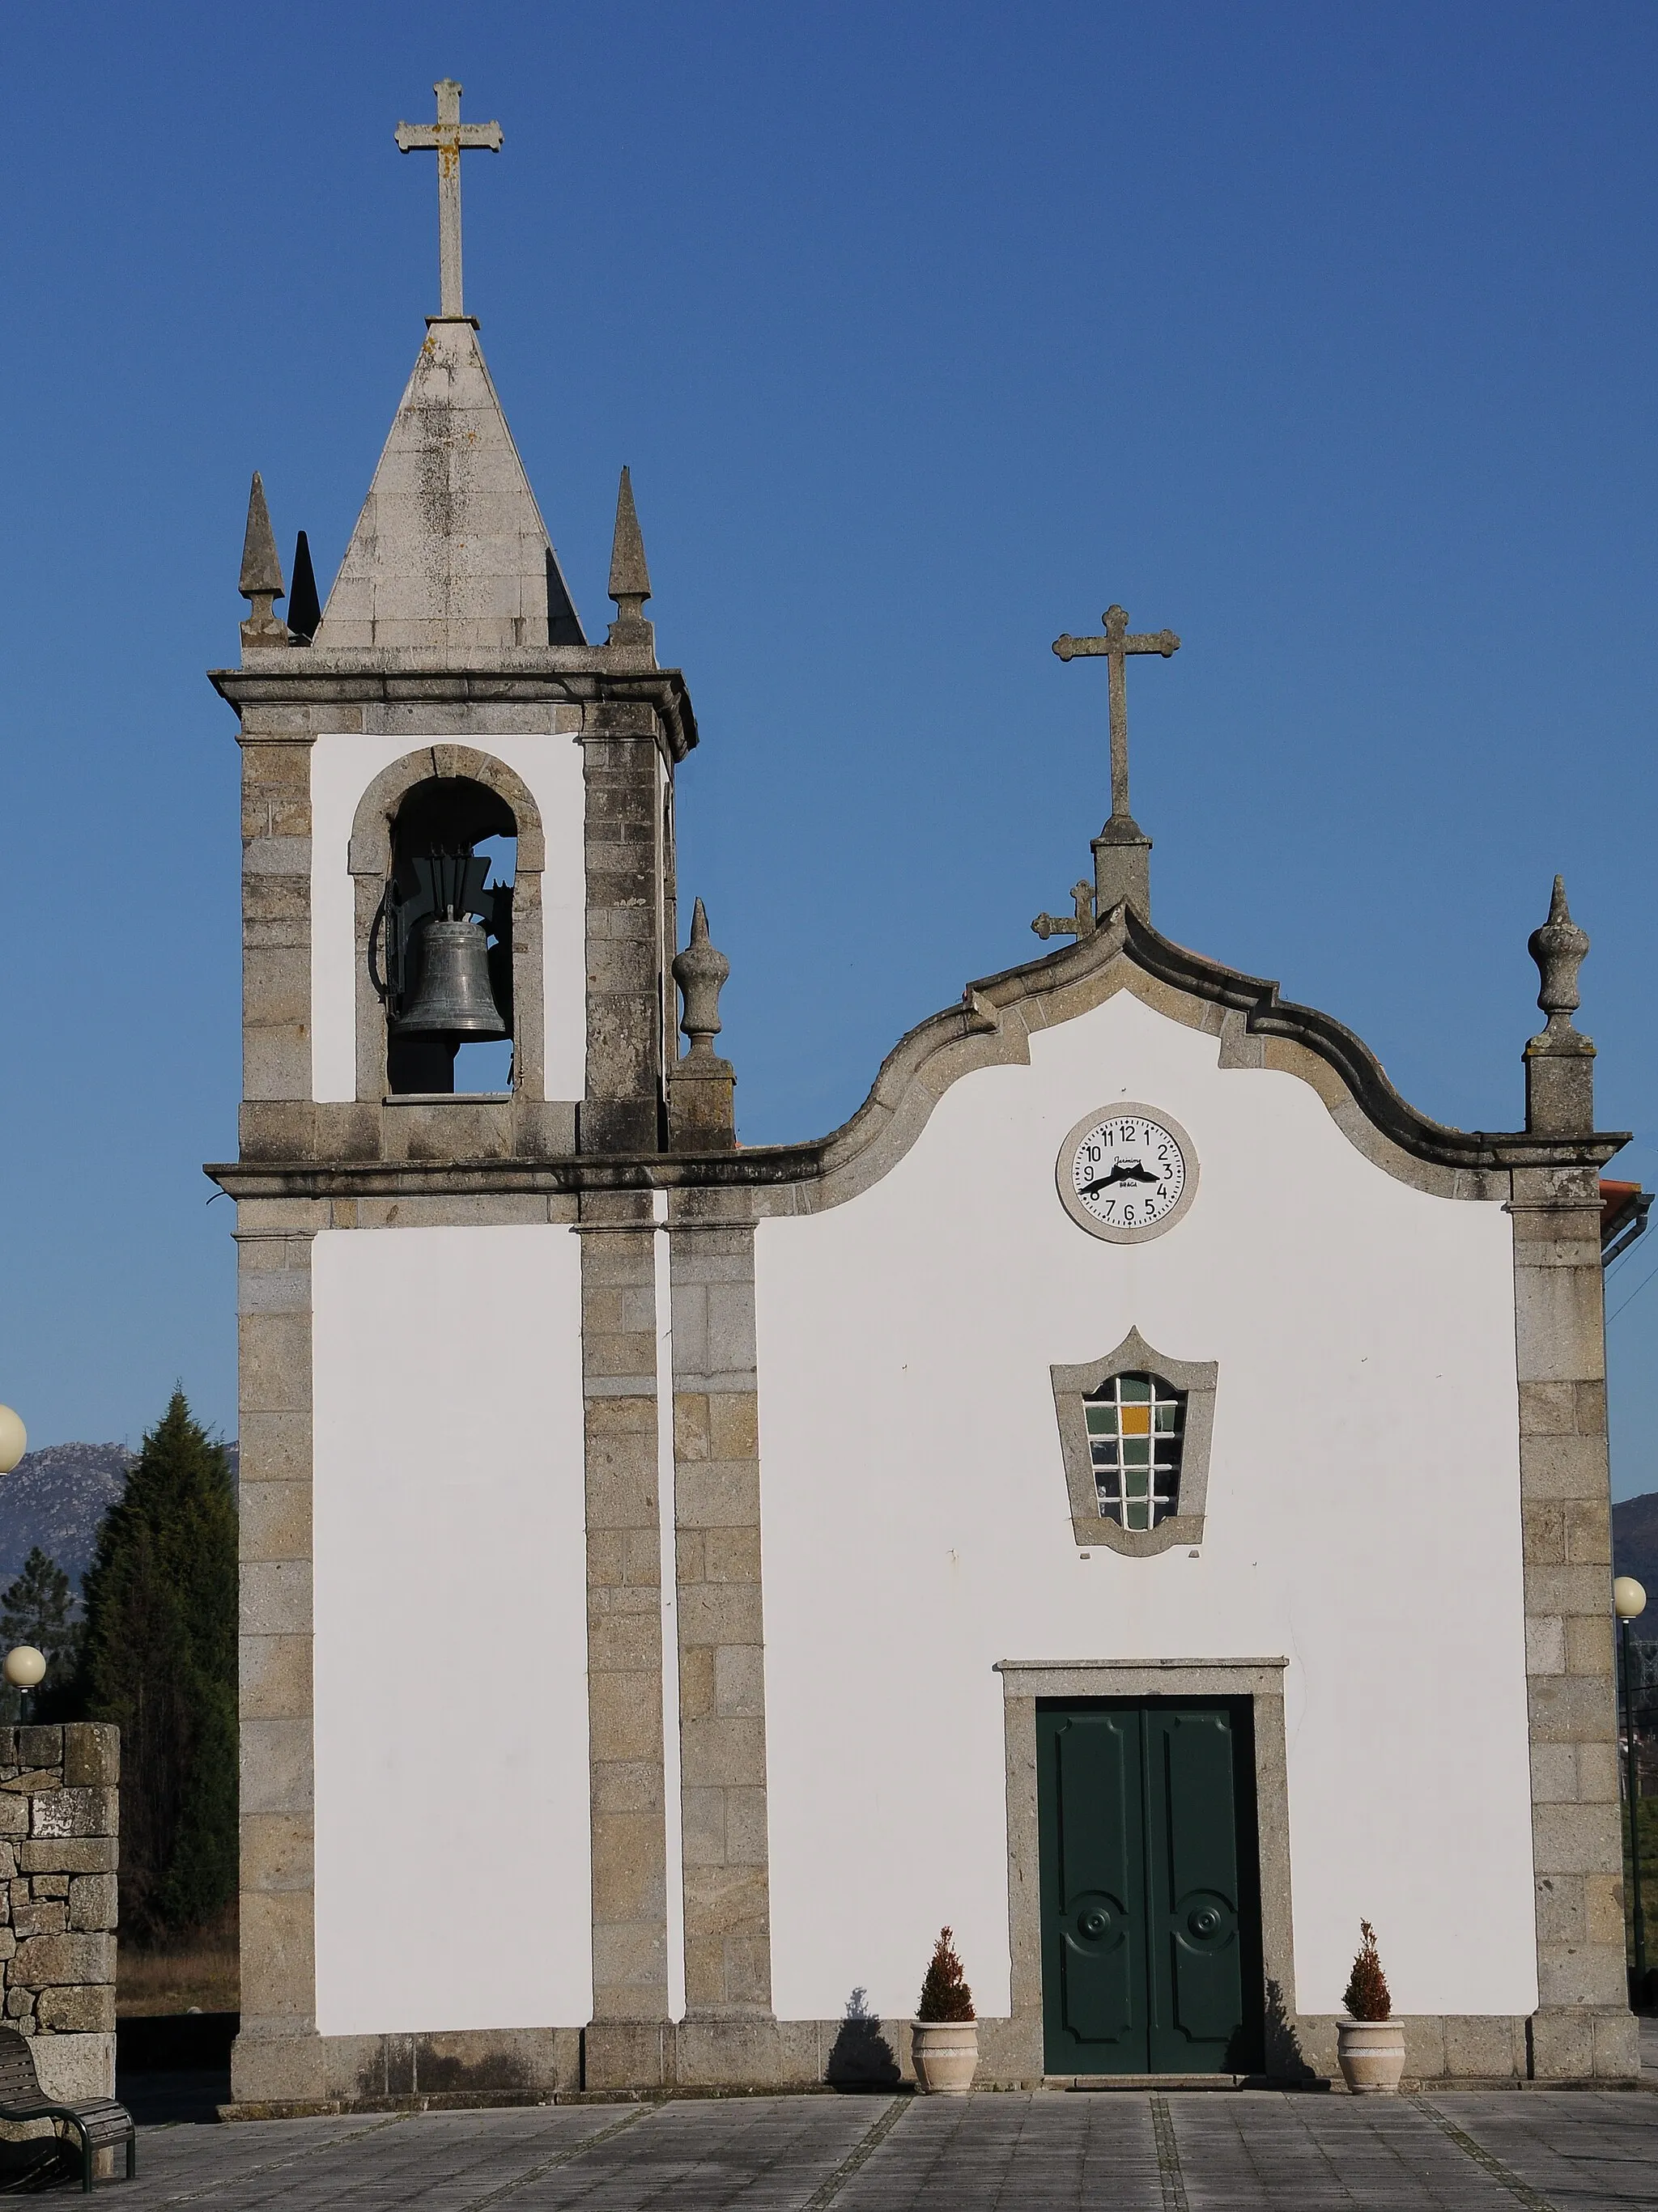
[395,79,504,320]
[1034,603,1180,937]
[1053,605,1180,830]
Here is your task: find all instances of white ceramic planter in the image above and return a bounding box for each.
[1336,2016,1406,2094]
[911,2018,978,2094]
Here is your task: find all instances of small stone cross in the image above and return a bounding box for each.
[395,79,503,320]
[1033,881,1099,943]
[1053,605,1180,828]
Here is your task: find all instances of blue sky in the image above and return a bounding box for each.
[2,2,1656,1493]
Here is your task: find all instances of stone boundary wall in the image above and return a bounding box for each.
[0,1725,118,2101]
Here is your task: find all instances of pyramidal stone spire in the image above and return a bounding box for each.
[606,465,654,655]
[239,473,288,649]
[1524,875,1596,1136]
[287,530,321,644]
[312,321,585,652]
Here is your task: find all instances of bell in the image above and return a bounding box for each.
[397,918,507,1035]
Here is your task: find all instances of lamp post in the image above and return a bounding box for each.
[0,1408,34,1722]
[2,1646,45,1726]
[1614,1574,1648,1999]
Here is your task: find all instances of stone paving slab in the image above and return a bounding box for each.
[55,2089,1658,2211]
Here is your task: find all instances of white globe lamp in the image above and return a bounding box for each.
[1,1648,45,1692]
[0,1407,25,1477]
[1614,1577,1647,1620]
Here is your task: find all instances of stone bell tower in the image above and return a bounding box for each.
[224,353,693,1164]
[206,82,737,2108]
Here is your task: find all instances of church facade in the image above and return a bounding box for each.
[208,89,1641,2108]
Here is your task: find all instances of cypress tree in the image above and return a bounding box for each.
[76,1390,236,1941]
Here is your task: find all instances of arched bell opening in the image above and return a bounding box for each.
[372,776,518,1095]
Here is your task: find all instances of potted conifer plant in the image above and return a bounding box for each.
[912,1927,977,2093]
[1336,1921,1406,2093]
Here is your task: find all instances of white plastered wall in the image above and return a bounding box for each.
[309,731,586,1102]
[312,1224,591,2035]
[755,989,1533,2027]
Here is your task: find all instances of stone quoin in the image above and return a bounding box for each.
[206,81,1643,2106]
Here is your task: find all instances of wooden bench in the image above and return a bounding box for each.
[0,2027,134,2191]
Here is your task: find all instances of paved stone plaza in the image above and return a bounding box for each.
[74,2083,1655,2210]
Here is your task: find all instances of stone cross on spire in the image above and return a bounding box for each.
[1034,603,1180,935]
[395,79,503,320]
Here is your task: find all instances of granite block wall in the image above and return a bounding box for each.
[0,1725,118,2100]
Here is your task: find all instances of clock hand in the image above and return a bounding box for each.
[1081,1157,1162,1195]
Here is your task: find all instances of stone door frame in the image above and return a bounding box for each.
[994,1657,1294,2083]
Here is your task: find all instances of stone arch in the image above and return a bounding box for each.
[347,745,547,1102]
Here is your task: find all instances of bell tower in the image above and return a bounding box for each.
[219,345,694,1157]
[208,81,713,2110]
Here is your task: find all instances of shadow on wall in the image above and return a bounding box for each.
[826,1987,900,2089]
[1261,1976,1318,2084]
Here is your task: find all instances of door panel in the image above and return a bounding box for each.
[1146,1709,1248,2066]
[1037,1700,1261,2077]
[1052,1710,1143,2057]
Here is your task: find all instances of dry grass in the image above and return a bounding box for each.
[117,1939,239,2018]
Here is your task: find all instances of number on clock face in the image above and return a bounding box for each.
[1070,1115,1187,1229]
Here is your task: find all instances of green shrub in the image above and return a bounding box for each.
[1342,1921,1392,2021]
[916,1926,975,2023]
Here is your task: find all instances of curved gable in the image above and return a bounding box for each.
[755,901,1626,1218]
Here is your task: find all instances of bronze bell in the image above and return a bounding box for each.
[397,918,507,1035]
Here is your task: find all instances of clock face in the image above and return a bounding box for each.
[1056,1105,1199,1243]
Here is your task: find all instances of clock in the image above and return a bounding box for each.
[1056,1104,1199,1244]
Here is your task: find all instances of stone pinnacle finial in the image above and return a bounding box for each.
[1524,875,1596,1135]
[606,466,655,653]
[239,473,289,649]
[669,899,736,1151]
[674,898,728,1059]
[1529,876,1589,1032]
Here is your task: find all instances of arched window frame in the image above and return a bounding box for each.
[348,747,546,1103]
[1050,1327,1218,1557]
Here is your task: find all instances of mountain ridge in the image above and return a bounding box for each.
[0,1444,132,1594]
[0,1439,240,1598]
[1613,1489,1658,1608]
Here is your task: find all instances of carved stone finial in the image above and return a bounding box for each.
[1528,876,1588,1034]
[674,898,728,1058]
[669,898,735,1151]
[239,473,289,649]
[1524,875,1596,1135]
[606,465,655,656]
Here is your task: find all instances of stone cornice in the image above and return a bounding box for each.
[207,655,699,759]
[205,1145,828,1201]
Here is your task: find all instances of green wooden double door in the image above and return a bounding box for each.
[1037,1700,1263,2075]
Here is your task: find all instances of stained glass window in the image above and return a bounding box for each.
[1082,1373,1185,1531]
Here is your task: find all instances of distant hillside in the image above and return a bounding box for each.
[0,1438,239,1598]
[1614,1491,1658,1602]
[0,1444,131,1591]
